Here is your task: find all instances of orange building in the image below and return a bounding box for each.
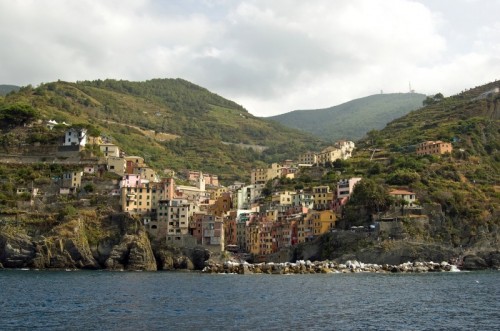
[416,141,452,156]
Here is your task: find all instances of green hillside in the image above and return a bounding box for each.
[268,93,426,141]
[0,79,323,182]
[344,82,500,246]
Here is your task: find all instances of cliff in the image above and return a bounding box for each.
[0,214,158,270]
[0,211,215,271]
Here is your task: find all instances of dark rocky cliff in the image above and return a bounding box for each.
[0,212,211,271]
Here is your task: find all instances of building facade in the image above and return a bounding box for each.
[416,141,453,155]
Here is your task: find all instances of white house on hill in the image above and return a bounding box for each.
[64,128,87,146]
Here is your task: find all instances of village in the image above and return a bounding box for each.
[11,121,454,261]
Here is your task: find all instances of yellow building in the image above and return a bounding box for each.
[250,163,283,184]
[298,151,317,165]
[121,185,158,215]
[209,187,229,200]
[251,168,268,185]
[313,186,334,210]
[316,147,342,165]
[309,210,336,236]
[271,190,294,205]
[246,221,260,255]
[259,221,273,255]
[296,216,313,244]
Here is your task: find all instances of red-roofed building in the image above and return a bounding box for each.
[389,189,417,207]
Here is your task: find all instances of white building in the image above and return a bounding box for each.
[236,184,265,209]
[64,128,87,146]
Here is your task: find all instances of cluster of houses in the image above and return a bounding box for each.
[106,139,420,257]
[18,122,448,257]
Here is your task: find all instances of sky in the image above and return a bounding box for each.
[1,0,499,117]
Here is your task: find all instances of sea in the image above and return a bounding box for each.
[0,269,498,331]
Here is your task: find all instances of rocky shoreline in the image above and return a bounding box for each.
[1,213,498,273]
[202,260,463,275]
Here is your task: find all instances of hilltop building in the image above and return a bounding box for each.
[416,141,452,156]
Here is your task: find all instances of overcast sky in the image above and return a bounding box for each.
[1,0,499,117]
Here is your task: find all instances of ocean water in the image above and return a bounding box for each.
[0,270,498,330]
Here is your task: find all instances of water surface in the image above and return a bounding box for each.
[0,270,498,330]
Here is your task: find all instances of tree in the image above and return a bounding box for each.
[0,103,39,127]
[399,198,409,216]
[333,159,349,170]
[344,179,391,225]
[386,169,420,185]
[422,93,444,106]
[84,183,95,193]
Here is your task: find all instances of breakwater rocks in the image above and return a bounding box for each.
[202,260,461,275]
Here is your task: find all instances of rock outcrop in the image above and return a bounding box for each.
[31,236,100,269]
[96,215,157,271]
[0,232,36,268]
[462,254,489,270]
[153,242,210,271]
[104,232,157,271]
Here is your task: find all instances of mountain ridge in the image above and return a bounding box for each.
[268,92,426,141]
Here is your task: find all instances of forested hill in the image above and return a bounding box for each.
[0,79,323,182]
[268,93,426,141]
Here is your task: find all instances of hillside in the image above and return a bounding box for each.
[343,81,500,249]
[268,93,426,141]
[0,79,324,182]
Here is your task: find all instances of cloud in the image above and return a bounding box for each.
[204,0,447,114]
[0,0,498,116]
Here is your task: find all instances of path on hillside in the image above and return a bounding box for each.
[99,119,180,142]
